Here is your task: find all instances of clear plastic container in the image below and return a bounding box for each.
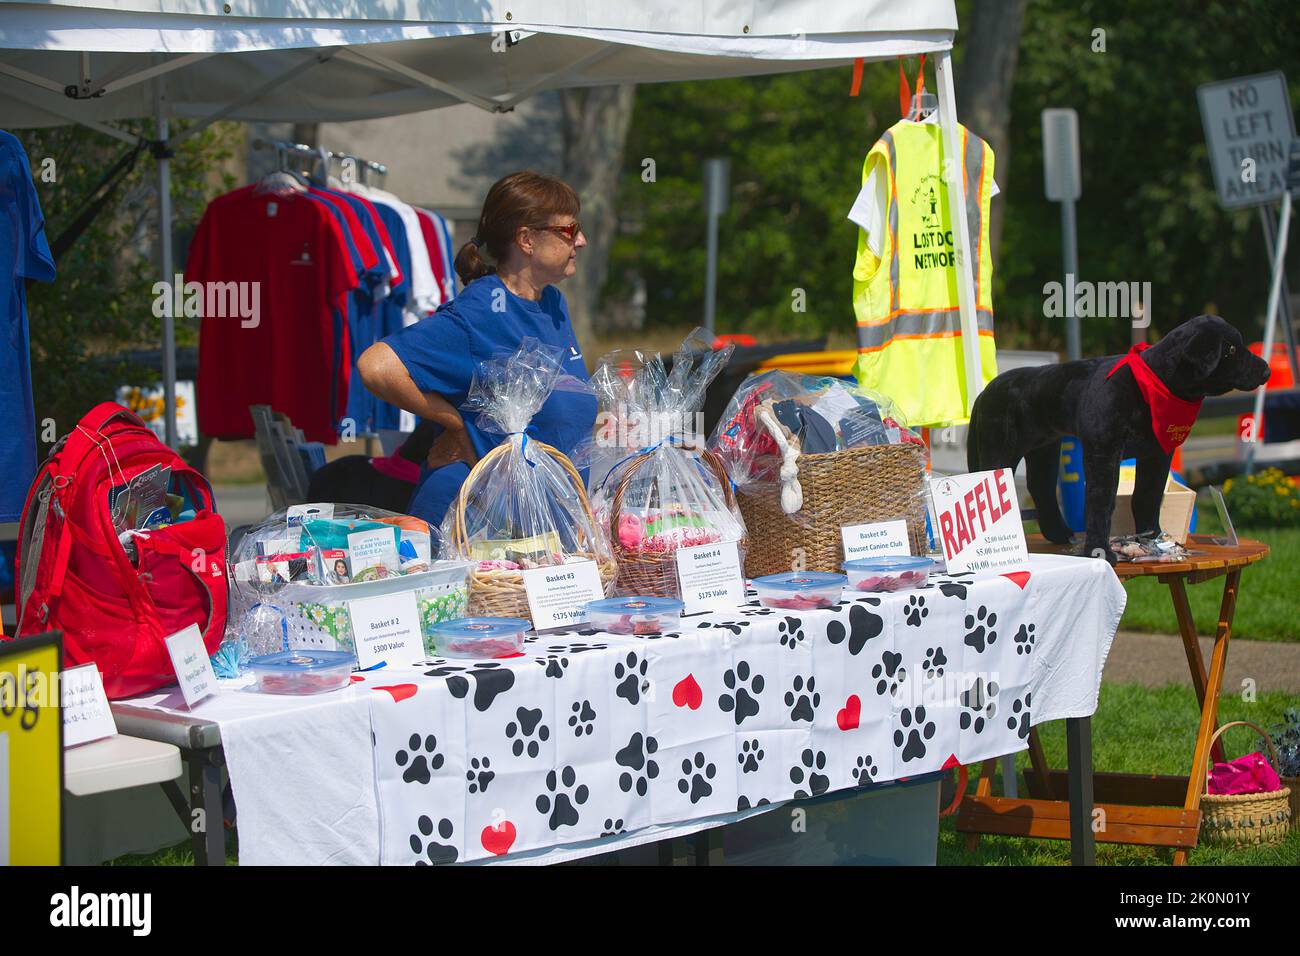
[432,617,530,659]
[842,555,932,592]
[247,649,355,695]
[752,572,847,610]
[587,596,685,635]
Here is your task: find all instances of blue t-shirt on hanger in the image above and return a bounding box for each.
[381,273,595,528]
[1,130,56,521]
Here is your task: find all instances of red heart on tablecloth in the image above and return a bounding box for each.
[941,753,961,770]
[836,695,861,731]
[481,821,516,856]
[1001,571,1031,590]
[672,674,703,710]
[373,683,418,703]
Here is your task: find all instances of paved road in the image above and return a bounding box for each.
[1104,630,1300,694]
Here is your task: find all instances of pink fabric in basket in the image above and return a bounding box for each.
[1207,752,1282,796]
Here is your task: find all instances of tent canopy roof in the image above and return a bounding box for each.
[0,0,955,126]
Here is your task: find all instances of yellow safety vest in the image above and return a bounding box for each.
[852,120,998,428]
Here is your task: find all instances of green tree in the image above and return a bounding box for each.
[16,120,238,451]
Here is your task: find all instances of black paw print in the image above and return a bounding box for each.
[614,651,649,705]
[678,751,717,804]
[421,661,516,712]
[789,748,829,798]
[904,594,929,627]
[963,605,999,653]
[568,699,596,737]
[505,706,550,759]
[536,765,589,830]
[602,817,626,837]
[1007,693,1032,740]
[615,732,660,795]
[395,733,444,785]
[737,795,772,811]
[738,738,765,774]
[872,650,908,698]
[777,616,806,649]
[936,573,974,601]
[546,641,608,654]
[826,602,884,656]
[466,756,494,794]
[784,675,820,722]
[959,677,1000,733]
[719,660,764,725]
[410,815,457,865]
[699,619,749,636]
[922,646,947,679]
[536,653,570,679]
[853,754,879,786]
[894,706,936,762]
[1015,623,1037,655]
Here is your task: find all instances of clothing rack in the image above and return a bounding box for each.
[251,138,388,185]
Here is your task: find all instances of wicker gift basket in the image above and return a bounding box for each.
[710,370,929,577]
[589,330,748,597]
[440,343,617,624]
[1198,720,1292,848]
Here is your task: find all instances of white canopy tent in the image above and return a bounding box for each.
[0,0,983,445]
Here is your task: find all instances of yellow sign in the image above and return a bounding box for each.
[0,633,63,865]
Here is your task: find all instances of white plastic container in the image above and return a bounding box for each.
[587,597,684,635]
[247,650,355,695]
[842,556,932,592]
[751,572,847,610]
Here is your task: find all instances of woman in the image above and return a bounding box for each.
[357,170,596,527]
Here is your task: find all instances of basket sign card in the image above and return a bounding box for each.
[349,591,425,669]
[841,519,911,560]
[930,469,1029,574]
[523,560,604,631]
[675,541,746,613]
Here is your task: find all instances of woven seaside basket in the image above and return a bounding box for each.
[449,439,617,623]
[737,440,929,578]
[1198,721,1292,849]
[606,446,747,597]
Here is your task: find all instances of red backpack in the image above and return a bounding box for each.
[12,402,228,699]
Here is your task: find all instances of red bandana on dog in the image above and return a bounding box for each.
[1106,343,1203,454]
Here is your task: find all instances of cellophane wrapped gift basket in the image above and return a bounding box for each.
[223,504,469,668]
[588,330,747,598]
[709,370,930,577]
[442,342,617,622]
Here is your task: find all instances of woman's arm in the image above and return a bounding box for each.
[357,342,478,468]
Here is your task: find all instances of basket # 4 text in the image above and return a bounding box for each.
[929,469,1029,575]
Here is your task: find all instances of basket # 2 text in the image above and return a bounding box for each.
[929,469,1029,575]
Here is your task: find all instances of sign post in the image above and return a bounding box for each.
[1197,71,1300,466]
[702,157,729,338]
[1042,108,1082,360]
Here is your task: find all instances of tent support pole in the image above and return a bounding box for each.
[934,49,984,415]
[155,74,179,450]
[336,47,501,112]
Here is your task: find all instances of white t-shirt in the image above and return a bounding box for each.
[355,185,442,319]
[847,113,1000,259]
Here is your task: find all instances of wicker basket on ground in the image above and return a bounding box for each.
[1198,721,1292,849]
[449,440,617,623]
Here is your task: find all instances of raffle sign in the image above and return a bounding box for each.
[930,469,1029,574]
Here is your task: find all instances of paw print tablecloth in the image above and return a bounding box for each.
[372,553,1126,865]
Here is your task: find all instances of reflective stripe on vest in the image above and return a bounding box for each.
[852,119,998,427]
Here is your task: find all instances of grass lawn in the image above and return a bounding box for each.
[1118,504,1300,643]
[938,682,1300,865]
[110,683,1299,867]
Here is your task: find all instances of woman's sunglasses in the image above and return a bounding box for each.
[533,221,582,242]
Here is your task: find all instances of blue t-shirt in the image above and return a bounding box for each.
[381,273,595,526]
[1,131,55,521]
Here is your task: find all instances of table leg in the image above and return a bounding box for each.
[1066,716,1096,866]
[694,828,725,866]
[1169,578,1226,764]
[1173,568,1240,866]
[1025,729,1053,798]
[186,747,226,867]
[962,758,999,852]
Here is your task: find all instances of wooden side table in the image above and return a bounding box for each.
[955,535,1270,865]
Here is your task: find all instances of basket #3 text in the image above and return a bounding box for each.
[929,469,1029,575]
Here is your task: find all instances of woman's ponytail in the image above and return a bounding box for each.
[454,238,494,286]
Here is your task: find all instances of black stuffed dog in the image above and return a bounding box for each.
[968,315,1270,562]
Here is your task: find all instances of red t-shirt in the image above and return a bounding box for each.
[414,207,448,307]
[310,186,379,275]
[349,192,403,288]
[188,186,358,443]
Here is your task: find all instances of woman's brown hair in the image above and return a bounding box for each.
[454,170,581,285]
